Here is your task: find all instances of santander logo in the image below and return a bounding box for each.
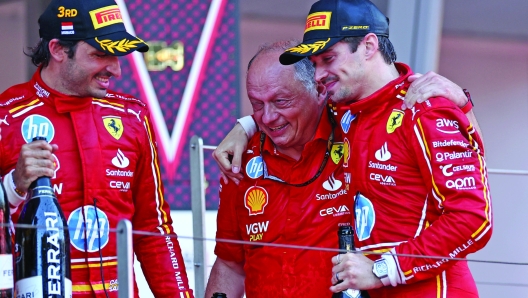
[112,149,130,168]
[323,173,343,191]
[375,142,391,162]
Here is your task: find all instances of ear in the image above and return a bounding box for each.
[48,39,68,62]
[316,83,327,105]
[363,33,379,59]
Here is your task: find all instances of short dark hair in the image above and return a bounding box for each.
[342,35,397,64]
[25,39,80,67]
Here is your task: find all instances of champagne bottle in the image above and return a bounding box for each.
[332,226,369,298]
[14,137,72,298]
[212,293,227,298]
[0,179,14,298]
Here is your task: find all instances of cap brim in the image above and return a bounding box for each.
[85,31,149,56]
[279,37,342,65]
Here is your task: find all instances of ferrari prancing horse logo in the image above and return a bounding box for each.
[103,116,124,140]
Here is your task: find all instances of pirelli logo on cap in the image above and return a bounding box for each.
[304,12,332,33]
[90,5,123,29]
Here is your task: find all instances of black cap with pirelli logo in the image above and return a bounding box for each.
[279,0,389,65]
[38,0,148,56]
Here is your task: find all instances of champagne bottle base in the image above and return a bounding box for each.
[15,276,72,298]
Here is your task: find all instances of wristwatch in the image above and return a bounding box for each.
[372,258,388,280]
[460,89,474,114]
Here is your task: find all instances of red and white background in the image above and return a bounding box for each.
[112,0,239,210]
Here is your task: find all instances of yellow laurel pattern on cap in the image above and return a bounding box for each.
[95,37,143,54]
[247,188,267,212]
[286,38,330,54]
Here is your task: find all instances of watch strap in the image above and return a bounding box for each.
[460,89,474,114]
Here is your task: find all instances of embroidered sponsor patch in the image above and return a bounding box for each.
[304,12,332,33]
[386,109,404,133]
[244,186,269,216]
[103,116,124,140]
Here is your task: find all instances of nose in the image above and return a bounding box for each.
[314,65,328,84]
[108,56,122,78]
[261,104,278,126]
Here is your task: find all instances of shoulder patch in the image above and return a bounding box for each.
[104,91,146,107]
[0,81,37,107]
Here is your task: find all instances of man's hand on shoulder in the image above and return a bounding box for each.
[212,123,247,185]
[403,72,468,110]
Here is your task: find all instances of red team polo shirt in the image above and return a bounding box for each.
[215,110,351,297]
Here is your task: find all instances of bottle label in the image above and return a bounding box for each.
[30,185,55,199]
[15,276,72,298]
[344,289,361,298]
[0,254,14,290]
[15,276,43,297]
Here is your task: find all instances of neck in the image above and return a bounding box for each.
[40,63,76,96]
[360,62,399,101]
[275,143,305,161]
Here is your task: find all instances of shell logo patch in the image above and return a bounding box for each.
[103,116,124,140]
[331,143,344,164]
[245,186,269,216]
[386,109,404,134]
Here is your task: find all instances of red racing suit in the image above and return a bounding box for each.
[215,110,352,297]
[0,69,194,298]
[338,63,492,297]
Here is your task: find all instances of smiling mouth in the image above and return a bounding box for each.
[96,76,110,83]
[269,124,287,131]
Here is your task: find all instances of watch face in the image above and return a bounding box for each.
[374,260,388,277]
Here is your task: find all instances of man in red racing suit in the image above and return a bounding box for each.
[278,0,492,296]
[0,0,193,296]
[337,62,491,297]
[0,68,193,298]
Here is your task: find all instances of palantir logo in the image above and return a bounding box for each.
[355,193,375,241]
[68,206,110,252]
[112,149,130,168]
[246,156,263,179]
[323,173,343,191]
[375,142,391,162]
[21,115,55,143]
